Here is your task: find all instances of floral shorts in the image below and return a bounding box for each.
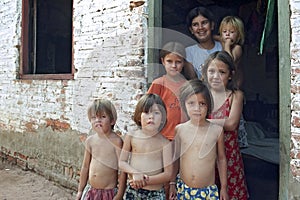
[177,177,219,200]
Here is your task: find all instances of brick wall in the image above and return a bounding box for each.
[291,0,300,186]
[0,0,147,189]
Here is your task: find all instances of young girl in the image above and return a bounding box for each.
[147,41,188,141]
[202,51,249,200]
[215,16,249,148]
[119,94,173,199]
[170,79,228,200]
[215,16,245,87]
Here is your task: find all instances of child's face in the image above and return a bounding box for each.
[140,103,163,133]
[90,112,114,134]
[221,24,238,44]
[185,93,208,122]
[207,59,231,91]
[189,15,214,43]
[161,53,184,77]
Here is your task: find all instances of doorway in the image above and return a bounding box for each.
[149,0,281,199]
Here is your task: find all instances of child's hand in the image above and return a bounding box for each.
[113,193,123,200]
[75,191,82,200]
[224,38,234,46]
[169,183,177,200]
[131,173,147,188]
[219,187,229,200]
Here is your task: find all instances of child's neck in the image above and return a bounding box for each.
[189,119,208,127]
[140,128,159,138]
[96,130,112,138]
[165,74,185,82]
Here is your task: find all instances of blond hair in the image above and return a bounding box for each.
[219,16,245,45]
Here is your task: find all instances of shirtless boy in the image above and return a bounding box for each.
[170,79,228,200]
[76,99,126,200]
[119,93,173,199]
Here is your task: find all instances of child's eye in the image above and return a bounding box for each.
[154,111,161,115]
[199,102,207,107]
[188,101,194,105]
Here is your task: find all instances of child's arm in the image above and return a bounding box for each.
[76,141,91,200]
[114,171,127,200]
[119,134,146,188]
[224,90,243,131]
[217,131,229,200]
[223,42,242,66]
[169,129,180,199]
[113,137,127,200]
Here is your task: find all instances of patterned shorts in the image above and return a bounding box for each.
[177,178,219,200]
[124,185,165,200]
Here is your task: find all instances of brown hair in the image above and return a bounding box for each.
[133,94,167,131]
[87,99,117,129]
[179,79,213,118]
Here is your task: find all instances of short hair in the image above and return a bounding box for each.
[201,51,238,91]
[179,79,213,118]
[87,99,117,129]
[133,93,167,131]
[186,6,215,28]
[160,41,186,60]
[219,16,245,45]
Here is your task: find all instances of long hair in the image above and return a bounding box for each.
[201,51,238,91]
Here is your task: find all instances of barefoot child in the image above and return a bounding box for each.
[170,79,228,200]
[119,94,173,199]
[76,99,126,200]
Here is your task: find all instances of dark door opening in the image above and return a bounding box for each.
[161,0,279,199]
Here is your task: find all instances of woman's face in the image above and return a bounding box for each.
[189,15,214,44]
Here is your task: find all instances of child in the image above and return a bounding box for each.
[216,16,249,148]
[202,51,249,200]
[76,99,126,200]
[147,41,188,141]
[170,79,228,200]
[119,93,173,199]
[185,6,223,79]
[214,16,245,87]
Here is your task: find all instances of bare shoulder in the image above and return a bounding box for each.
[109,132,123,148]
[175,121,192,138]
[206,122,223,140]
[232,90,244,100]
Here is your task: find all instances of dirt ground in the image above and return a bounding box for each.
[0,160,76,200]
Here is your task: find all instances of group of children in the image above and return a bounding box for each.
[76,6,249,200]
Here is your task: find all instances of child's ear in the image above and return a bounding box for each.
[110,119,116,126]
[161,57,165,65]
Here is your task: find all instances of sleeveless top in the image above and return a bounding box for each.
[209,92,249,200]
